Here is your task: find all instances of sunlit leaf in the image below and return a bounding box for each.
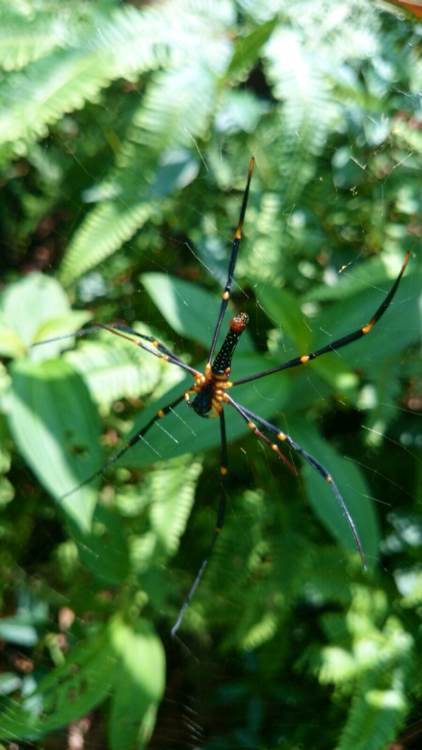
[287,418,380,565]
[109,617,165,750]
[7,359,102,532]
[141,272,254,351]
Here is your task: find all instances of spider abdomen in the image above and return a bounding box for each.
[190,382,215,417]
[190,312,249,417]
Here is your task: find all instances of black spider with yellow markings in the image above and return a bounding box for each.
[35,158,410,636]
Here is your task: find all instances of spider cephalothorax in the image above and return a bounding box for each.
[188,312,249,418]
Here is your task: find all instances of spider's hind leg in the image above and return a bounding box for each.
[61,391,187,499]
[171,411,228,637]
[226,394,366,569]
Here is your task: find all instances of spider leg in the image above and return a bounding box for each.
[207,157,255,365]
[171,411,228,637]
[233,251,410,386]
[31,322,200,378]
[225,394,366,568]
[61,391,187,499]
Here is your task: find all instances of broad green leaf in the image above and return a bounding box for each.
[141,273,254,351]
[256,284,313,350]
[7,359,102,532]
[287,418,379,565]
[0,324,25,358]
[313,272,421,369]
[0,273,90,359]
[226,17,278,82]
[0,624,116,740]
[305,255,409,303]
[109,617,165,750]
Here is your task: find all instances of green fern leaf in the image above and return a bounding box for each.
[65,336,164,410]
[59,150,199,286]
[0,10,69,71]
[337,621,412,750]
[0,47,115,163]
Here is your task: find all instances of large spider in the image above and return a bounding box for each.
[35,158,409,635]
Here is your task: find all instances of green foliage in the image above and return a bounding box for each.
[0,0,420,748]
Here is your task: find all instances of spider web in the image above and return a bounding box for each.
[1,12,421,750]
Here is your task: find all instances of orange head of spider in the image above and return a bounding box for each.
[229,312,249,334]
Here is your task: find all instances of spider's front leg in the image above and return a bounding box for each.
[31,321,200,378]
[207,157,255,365]
[233,252,410,386]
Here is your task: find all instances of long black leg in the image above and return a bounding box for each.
[171,411,228,637]
[61,391,187,499]
[233,252,410,386]
[207,158,255,366]
[225,394,366,568]
[31,322,200,378]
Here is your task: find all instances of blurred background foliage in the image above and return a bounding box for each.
[0,0,421,748]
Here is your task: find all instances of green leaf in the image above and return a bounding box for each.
[0,273,90,359]
[7,358,102,532]
[141,272,254,351]
[304,256,406,303]
[287,418,380,565]
[0,624,116,740]
[314,272,421,368]
[109,617,165,750]
[226,17,278,82]
[256,283,313,350]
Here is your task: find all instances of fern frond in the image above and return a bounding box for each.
[133,66,216,151]
[0,47,115,164]
[149,457,203,558]
[64,337,164,411]
[0,10,69,71]
[58,150,199,287]
[264,30,337,205]
[337,620,412,750]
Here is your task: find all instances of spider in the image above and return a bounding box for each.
[34,158,410,636]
